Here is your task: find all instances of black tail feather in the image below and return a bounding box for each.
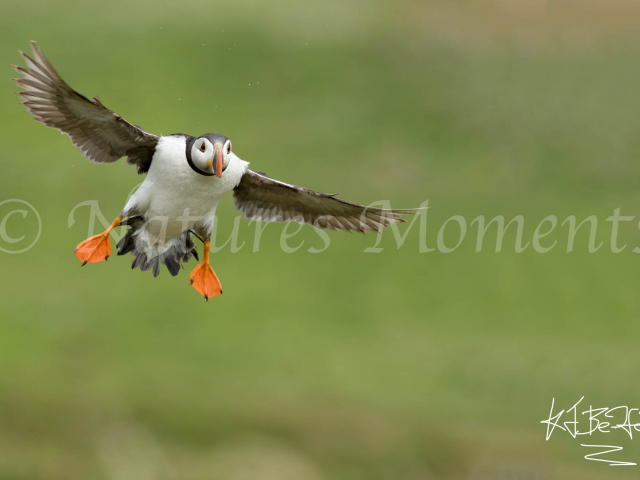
[117,217,198,277]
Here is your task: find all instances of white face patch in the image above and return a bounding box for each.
[191,138,214,173]
[222,139,232,171]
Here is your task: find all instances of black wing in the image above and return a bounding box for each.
[233,169,419,233]
[12,41,159,173]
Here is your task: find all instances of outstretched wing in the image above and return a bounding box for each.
[233,169,419,233]
[12,41,159,174]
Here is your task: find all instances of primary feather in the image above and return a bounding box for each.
[234,170,418,233]
[12,41,158,173]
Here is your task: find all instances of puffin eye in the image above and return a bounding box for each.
[199,142,206,152]
[227,144,231,154]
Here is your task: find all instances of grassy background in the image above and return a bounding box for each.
[2,0,640,478]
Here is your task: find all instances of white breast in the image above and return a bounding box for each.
[124,135,249,245]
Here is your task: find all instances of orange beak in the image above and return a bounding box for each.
[215,145,223,178]
[208,145,223,177]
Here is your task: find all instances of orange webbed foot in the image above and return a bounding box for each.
[190,262,222,301]
[73,216,122,266]
[74,233,112,265]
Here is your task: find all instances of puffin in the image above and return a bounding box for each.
[13,42,419,300]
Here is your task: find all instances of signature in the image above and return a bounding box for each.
[542,397,640,466]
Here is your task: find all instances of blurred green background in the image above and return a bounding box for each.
[2,0,640,478]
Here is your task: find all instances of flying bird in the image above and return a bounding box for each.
[13,42,419,300]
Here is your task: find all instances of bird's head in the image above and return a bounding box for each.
[188,133,232,178]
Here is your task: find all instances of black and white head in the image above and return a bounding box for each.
[186,133,232,178]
